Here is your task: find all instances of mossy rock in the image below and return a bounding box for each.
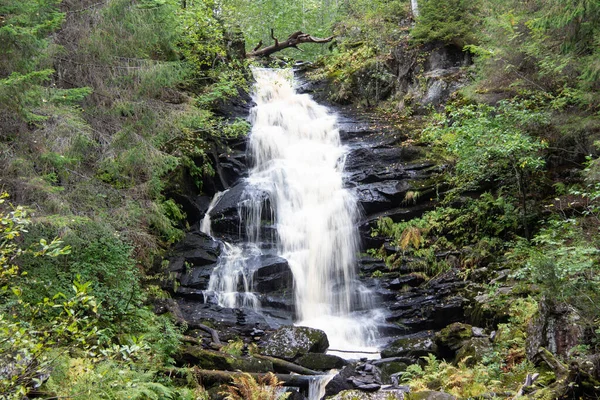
[328,389,407,399]
[295,353,347,370]
[454,337,491,366]
[260,325,329,361]
[181,346,273,372]
[434,322,473,357]
[374,359,409,384]
[380,336,437,359]
[405,391,456,400]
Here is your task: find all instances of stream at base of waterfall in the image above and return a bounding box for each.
[201,68,383,359]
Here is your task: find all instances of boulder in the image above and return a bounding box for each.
[252,255,293,293]
[324,361,384,398]
[260,326,329,360]
[380,333,437,359]
[455,337,492,366]
[526,299,587,361]
[179,347,273,373]
[328,389,408,400]
[405,391,456,400]
[295,353,347,370]
[209,182,273,239]
[434,322,473,358]
[372,357,411,384]
[169,231,221,270]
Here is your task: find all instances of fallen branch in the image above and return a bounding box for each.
[254,354,320,375]
[247,29,333,58]
[192,368,318,389]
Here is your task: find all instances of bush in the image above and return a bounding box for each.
[18,219,141,323]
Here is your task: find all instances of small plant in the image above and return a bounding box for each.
[221,372,290,400]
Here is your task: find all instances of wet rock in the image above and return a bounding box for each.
[179,265,214,289]
[435,322,473,358]
[260,326,329,360]
[386,274,426,290]
[526,299,587,361]
[179,347,273,373]
[328,389,408,400]
[324,361,383,398]
[169,231,221,270]
[405,391,456,400]
[209,182,273,239]
[295,353,347,370]
[380,332,437,359]
[455,337,492,366]
[252,255,293,293]
[175,299,289,338]
[372,357,411,384]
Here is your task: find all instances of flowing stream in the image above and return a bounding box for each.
[205,68,380,356]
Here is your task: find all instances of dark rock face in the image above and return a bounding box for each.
[380,332,437,359]
[324,361,384,397]
[169,231,221,272]
[209,181,274,241]
[405,391,457,400]
[328,389,408,400]
[260,326,329,361]
[295,353,347,370]
[527,299,587,361]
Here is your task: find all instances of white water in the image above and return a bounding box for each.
[308,373,336,400]
[247,68,379,354]
[202,68,381,355]
[200,190,225,236]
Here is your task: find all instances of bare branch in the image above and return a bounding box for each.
[247,30,334,58]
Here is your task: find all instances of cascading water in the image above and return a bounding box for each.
[205,68,380,355]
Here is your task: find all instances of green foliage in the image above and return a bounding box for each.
[221,0,345,61]
[310,0,408,103]
[18,219,141,322]
[372,193,519,271]
[0,0,64,74]
[423,100,548,192]
[402,299,537,397]
[411,0,480,46]
[221,372,290,400]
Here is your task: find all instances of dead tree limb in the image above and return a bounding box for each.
[247,30,334,58]
[192,368,317,389]
[253,354,320,375]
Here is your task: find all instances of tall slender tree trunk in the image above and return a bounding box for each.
[411,0,419,17]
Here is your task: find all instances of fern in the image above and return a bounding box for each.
[221,372,290,400]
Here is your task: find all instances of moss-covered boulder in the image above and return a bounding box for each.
[455,337,492,366]
[380,335,437,359]
[260,325,329,360]
[405,391,456,400]
[372,357,410,383]
[295,353,346,370]
[434,322,473,358]
[180,346,273,372]
[328,389,407,399]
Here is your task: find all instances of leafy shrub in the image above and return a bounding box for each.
[18,219,141,323]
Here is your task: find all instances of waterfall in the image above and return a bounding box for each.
[248,68,378,353]
[205,68,380,355]
[200,190,225,236]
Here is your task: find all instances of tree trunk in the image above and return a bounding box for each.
[411,0,419,17]
[192,368,318,389]
[247,29,333,58]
